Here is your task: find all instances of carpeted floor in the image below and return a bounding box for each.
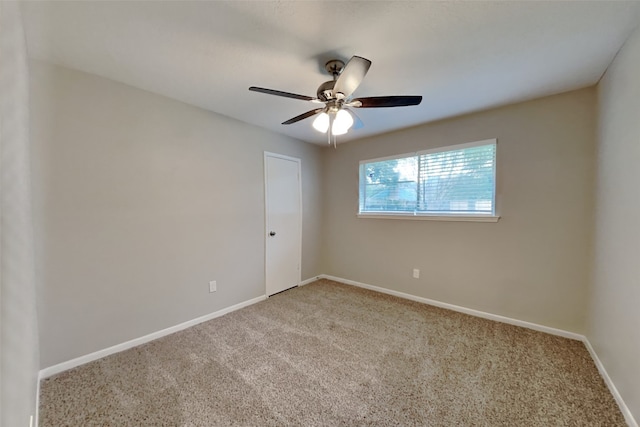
[39,279,625,426]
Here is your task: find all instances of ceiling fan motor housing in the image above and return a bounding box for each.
[317,80,337,102]
[316,59,346,101]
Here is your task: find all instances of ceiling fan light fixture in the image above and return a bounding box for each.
[312,112,330,133]
[331,109,354,135]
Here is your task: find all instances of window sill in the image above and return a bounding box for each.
[357,213,500,222]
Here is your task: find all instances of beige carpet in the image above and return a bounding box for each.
[39,279,625,426]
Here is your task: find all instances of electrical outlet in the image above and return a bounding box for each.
[209,280,217,293]
[413,269,420,279]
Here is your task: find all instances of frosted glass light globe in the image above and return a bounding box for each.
[312,112,330,133]
[332,109,354,135]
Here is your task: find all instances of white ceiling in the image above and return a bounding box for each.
[22,1,640,145]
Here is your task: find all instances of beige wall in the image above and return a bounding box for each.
[591,25,640,422]
[322,88,596,333]
[29,61,323,368]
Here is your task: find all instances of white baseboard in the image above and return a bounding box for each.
[39,294,266,379]
[319,274,583,340]
[583,339,638,427]
[299,276,321,286]
[318,274,637,427]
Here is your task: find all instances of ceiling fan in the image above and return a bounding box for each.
[249,56,422,146]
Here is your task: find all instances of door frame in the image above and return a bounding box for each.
[264,151,302,296]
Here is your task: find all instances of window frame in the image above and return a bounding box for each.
[357,139,500,222]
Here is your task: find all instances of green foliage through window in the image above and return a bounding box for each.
[359,140,496,216]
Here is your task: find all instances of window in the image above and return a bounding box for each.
[358,139,498,221]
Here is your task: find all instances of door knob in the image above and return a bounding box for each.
[269,231,276,236]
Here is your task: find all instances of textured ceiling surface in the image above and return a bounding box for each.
[22,1,640,145]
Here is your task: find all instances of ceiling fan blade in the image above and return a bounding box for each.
[351,96,423,108]
[333,56,372,99]
[249,86,316,102]
[282,108,324,125]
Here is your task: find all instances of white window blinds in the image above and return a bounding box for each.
[359,139,497,217]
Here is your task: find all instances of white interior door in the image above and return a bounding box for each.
[264,152,302,296]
